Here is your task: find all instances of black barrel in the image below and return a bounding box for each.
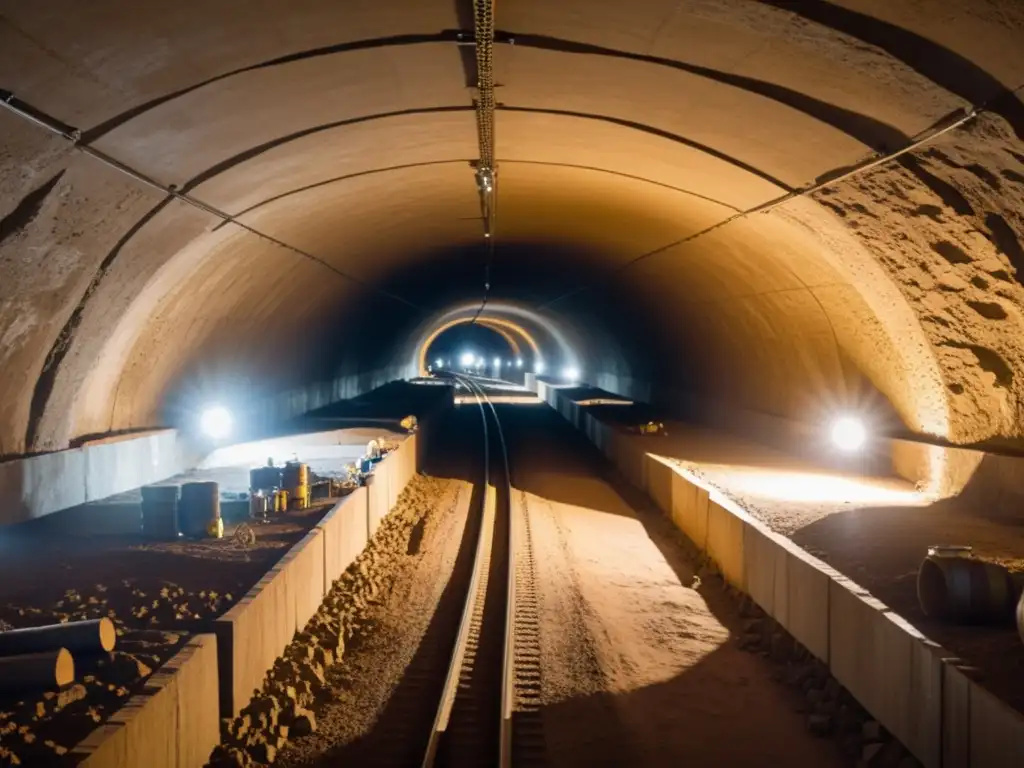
[140,484,179,540]
[1018,590,1024,647]
[0,618,116,655]
[250,466,283,492]
[918,552,1018,624]
[180,481,220,538]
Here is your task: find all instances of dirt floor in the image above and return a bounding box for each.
[272,394,852,766]
[500,403,846,767]
[559,385,1024,717]
[0,427,407,766]
[269,398,485,767]
[0,498,339,766]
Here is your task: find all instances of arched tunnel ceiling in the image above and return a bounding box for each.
[1,0,1024,465]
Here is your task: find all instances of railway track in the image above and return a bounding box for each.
[418,374,545,768]
[339,374,544,767]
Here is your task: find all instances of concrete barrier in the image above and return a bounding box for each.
[213,432,423,718]
[317,487,369,594]
[538,382,1024,768]
[367,454,392,537]
[705,498,746,591]
[70,635,219,768]
[0,429,193,526]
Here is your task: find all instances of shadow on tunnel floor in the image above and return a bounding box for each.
[492,402,844,767]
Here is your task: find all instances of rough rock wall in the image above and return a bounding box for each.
[814,114,1024,443]
[0,118,164,456]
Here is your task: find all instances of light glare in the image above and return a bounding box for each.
[516,358,523,368]
[563,366,580,382]
[535,361,546,374]
[200,406,233,440]
[831,416,866,452]
[493,357,502,367]
[460,351,475,367]
[435,358,444,368]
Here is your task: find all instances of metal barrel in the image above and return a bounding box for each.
[180,481,220,538]
[140,484,179,540]
[249,491,267,519]
[1018,589,1024,647]
[274,489,289,513]
[288,485,309,510]
[283,461,309,488]
[918,554,1018,624]
[250,466,283,492]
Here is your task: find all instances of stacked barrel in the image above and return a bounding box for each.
[180,481,222,539]
[141,485,180,540]
[284,461,309,510]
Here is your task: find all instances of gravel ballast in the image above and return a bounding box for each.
[209,474,464,767]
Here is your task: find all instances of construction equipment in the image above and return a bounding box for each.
[180,482,221,539]
[234,523,257,548]
[283,461,310,510]
[631,421,667,436]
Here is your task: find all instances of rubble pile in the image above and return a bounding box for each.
[209,474,446,767]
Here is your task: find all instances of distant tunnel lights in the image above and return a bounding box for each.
[562,366,580,382]
[460,352,476,367]
[435,358,444,368]
[200,406,233,440]
[493,357,502,368]
[830,416,867,452]
[516,358,523,368]
[535,361,545,374]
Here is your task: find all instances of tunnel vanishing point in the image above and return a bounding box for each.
[2,0,1024,496]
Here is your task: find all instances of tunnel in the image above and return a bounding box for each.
[3,3,1024,765]
[2,1,1024,498]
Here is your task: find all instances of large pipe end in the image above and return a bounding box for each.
[55,647,75,688]
[98,617,117,653]
[917,557,951,621]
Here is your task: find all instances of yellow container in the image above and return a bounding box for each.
[274,490,289,513]
[283,462,309,489]
[289,484,309,510]
[206,517,225,539]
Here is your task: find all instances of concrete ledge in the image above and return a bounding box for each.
[0,429,192,526]
[317,487,369,594]
[367,455,392,537]
[705,498,746,591]
[70,634,219,768]
[965,676,1024,767]
[286,528,327,635]
[533,380,1024,768]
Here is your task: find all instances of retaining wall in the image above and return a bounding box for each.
[0,429,195,527]
[585,371,1024,506]
[70,635,220,768]
[0,369,422,528]
[531,380,1024,768]
[214,432,421,718]
[62,427,425,767]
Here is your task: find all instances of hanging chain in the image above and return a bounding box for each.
[473,0,497,240]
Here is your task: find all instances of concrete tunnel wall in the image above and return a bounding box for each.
[2,1,1024,497]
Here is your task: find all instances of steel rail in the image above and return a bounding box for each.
[422,373,514,768]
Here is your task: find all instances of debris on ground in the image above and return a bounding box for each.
[208,475,450,767]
